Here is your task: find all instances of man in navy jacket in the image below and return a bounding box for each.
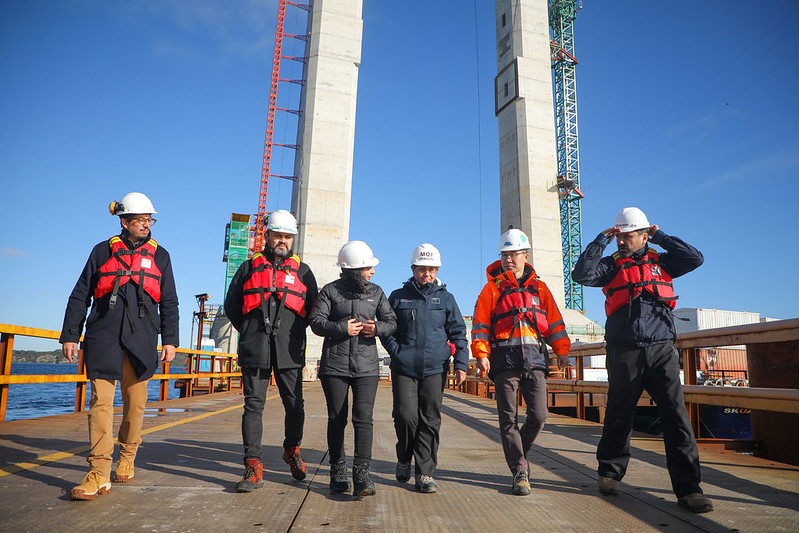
[382,244,468,493]
[572,207,712,513]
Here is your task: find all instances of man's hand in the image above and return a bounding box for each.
[476,357,490,375]
[160,344,176,362]
[347,318,364,336]
[361,319,377,338]
[455,369,467,386]
[602,227,620,238]
[648,224,660,235]
[556,354,571,369]
[62,342,79,364]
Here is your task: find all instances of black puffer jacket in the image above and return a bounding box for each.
[309,277,397,377]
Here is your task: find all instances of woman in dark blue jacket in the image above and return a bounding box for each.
[381,244,468,493]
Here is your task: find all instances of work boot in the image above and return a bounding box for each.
[415,475,438,494]
[236,458,264,493]
[353,463,376,497]
[678,493,714,513]
[598,476,619,495]
[70,471,112,501]
[512,469,531,496]
[113,460,135,483]
[329,460,352,493]
[395,461,411,483]
[283,446,307,480]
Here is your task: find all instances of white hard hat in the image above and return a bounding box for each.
[337,240,379,269]
[110,192,157,216]
[265,209,298,235]
[498,228,531,252]
[411,243,442,267]
[614,207,650,233]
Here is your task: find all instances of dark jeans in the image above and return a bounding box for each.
[597,342,702,498]
[320,374,379,467]
[493,368,548,474]
[241,366,304,461]
[392,372,444,477]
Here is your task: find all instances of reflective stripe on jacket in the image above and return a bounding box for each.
[242,253,308,317]
[471,260,570,378]
[94,236,162,307]
[603,249,676,317]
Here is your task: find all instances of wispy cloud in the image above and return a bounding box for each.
[0,248,32,257]
[114,0,281,63]
[695,147,799,190]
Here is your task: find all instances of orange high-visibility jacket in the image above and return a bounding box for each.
[471,260,570,377]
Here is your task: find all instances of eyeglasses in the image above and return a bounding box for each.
[500,250,527,260]
[128,216,157,226]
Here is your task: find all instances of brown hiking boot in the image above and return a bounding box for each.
[283,446,307,480]
[113,460,135,483]
[678,493,714,513]
[236,458,264,492]
[598,476,619,495]
[70,471,112,501]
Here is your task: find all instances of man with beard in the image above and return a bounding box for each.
[224,210,318,492]
[572,207,712,513]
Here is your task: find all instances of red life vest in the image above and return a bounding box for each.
[603,248,677,317]
[490,275,549,341]
[94,236,162,307]
[242,253,308,317]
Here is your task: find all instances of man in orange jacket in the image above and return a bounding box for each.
[471,228,570,496]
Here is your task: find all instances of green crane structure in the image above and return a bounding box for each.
[549,0,584,311]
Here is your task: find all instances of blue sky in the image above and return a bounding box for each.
[2,1,798,351]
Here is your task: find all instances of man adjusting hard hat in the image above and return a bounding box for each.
[471,228,570,496]
[571,207,712,513]
[382,243,469,493]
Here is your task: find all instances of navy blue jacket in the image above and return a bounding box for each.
[60,230,180,380]
[571,229,703,347]
[382,278,469,379]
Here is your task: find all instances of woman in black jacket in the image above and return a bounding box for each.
[309,240,397,497]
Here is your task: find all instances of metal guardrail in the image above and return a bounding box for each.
[449,318,799,426]
[0,323,241,422]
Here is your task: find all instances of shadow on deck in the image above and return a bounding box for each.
[1,382,797,532]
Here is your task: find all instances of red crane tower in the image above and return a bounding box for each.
[252,1,310,254]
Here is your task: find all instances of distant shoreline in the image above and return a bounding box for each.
[11,350,189,366]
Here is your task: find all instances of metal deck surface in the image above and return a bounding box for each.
[1,382,797,532]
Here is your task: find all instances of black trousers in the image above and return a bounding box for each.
[597,342,702,497]
[391,372,445,477]
[320,374,379,467]
[241,366,304,461]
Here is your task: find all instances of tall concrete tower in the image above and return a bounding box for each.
[292,0,364,364]
[494,0,566,309]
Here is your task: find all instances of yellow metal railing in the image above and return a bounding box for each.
[0,323,241,422]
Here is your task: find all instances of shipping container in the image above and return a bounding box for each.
[673,308,760,334]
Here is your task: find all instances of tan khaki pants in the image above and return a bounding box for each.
[87,354,148,477]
